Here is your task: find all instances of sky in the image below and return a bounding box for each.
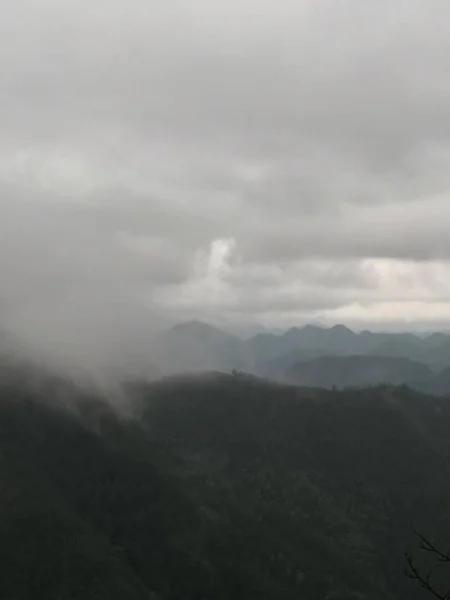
[2,0,450,370]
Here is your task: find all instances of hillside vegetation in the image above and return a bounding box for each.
[1,366,450,599]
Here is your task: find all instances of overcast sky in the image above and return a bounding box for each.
[2,0,450,370]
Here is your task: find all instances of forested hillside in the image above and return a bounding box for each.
[1,368,450,599]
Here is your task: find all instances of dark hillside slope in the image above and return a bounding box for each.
[0,374,216,600]
[1,368,450,599]
[136,375,450,600]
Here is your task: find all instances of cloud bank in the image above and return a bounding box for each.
[2,0,450,374]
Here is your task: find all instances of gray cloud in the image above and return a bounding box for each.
[1,0,450,366]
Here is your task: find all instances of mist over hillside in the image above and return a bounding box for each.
[5,317,450,397]
[3,315,450,599]
[3,0,450,598]
[1,361,450,600]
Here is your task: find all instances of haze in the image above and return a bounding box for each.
[2,0,450,376]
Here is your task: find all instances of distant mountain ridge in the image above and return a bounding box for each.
[283,354,433,389]
[154,320,251,374]
[156,320,450,394]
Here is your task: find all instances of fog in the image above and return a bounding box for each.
[2,1,450,382]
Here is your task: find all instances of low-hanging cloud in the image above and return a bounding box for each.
[1,0,450,371]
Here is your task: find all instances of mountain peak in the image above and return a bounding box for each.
[283,324,322,338]
[165,321,241,346]
[329,324,354,333]
[301,324,324,331]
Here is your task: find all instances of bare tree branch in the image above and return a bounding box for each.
[412,528,450,564]
[405,551,448,600]
[405,526,450,600]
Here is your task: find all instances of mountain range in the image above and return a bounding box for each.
[153,321,450,394]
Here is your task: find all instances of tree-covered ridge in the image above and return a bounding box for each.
[1,369,450,599]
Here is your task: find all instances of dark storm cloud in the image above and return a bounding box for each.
[1,0,450,346]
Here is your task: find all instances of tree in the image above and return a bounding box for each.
[405,527,450,600]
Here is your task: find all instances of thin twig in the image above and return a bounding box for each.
[405,551,448,600]
[412,529,450,564]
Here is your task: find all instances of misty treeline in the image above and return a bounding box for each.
[2,360,450,599]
